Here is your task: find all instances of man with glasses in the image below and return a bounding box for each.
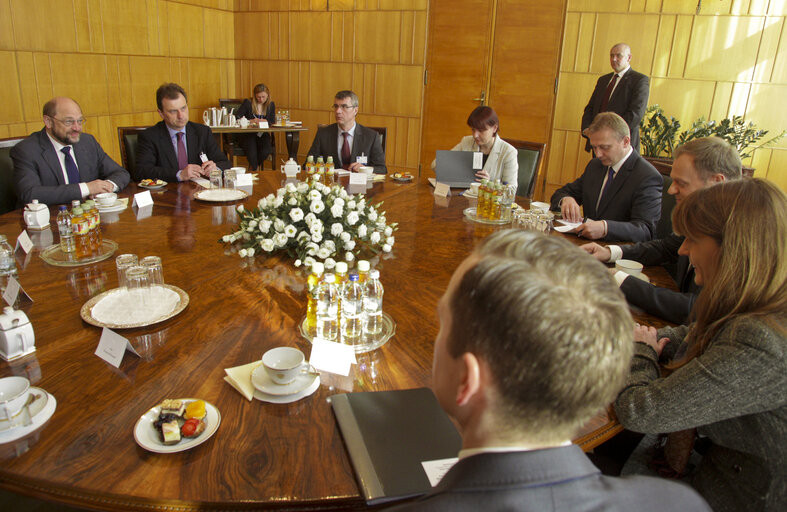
[12,97,130,205]
[306,90,386,174]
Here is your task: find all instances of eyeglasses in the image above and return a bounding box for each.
[48,116,87,127]
[332,104,357,111]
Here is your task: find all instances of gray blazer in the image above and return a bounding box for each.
[11,128,130,206]
[306,123,386,174]
[615,317,787,511]
[386,445,710,511]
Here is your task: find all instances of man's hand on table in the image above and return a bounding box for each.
[179,164,206,181]
[560,197,582,223]
[575,220,605,240]
[581,242,612,261]
[201,160,218,173]
[86,179,115,195]
[347,162,363,172]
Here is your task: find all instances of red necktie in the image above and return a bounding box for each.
[600,74,618,112]
[176,131,188,170]
[341,132,351,170]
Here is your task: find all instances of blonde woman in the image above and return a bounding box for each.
[236,83,276,170]
[615,178,787,512]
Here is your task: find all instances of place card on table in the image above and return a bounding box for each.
[258,120,269,128]
[3,276,20,307]
[433,182,451,197]
[235,173,253,186]
[15,231,33,254]
[95,327,140,368]
[309,338,357,376]
[554,219,582,233]
[135,205,153,220]
[191,177,211,188]
[133,190,154,208]
[349,172,367,185]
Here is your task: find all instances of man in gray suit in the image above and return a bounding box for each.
[387,230,709,511]
[12,97,130,206]
[306,90,386,174]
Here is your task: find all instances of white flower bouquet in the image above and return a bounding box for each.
[220,178,397,269]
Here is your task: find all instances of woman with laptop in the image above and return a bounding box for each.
[432,106,518,188]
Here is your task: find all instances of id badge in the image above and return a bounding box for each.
[356,155,368,165]
[472,152,483,170]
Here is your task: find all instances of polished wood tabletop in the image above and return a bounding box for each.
[0,174,674,511]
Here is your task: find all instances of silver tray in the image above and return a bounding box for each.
[80,284,189,329]
[194,188,248,202]
[463,207,512,225]
[299,312,396,354]
[40,240,118,267]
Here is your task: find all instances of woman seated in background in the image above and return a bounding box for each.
[432,106,518,188]
[236,83,276,170]
[614,178,786,512]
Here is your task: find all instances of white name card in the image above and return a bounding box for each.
[133,190,154,208]
[235,173,253,186]
[433,182,451,197]
[309,338,357,376]
[95,327,140,368]
[2,276,20,307]
[258,120,269,129]
[472,152,483,170]
[349,172,367,185]
[16,231,33,254]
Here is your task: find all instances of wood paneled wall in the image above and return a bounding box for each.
[546,0,787,199]
[0,0,236,164]
[233,0,427,173]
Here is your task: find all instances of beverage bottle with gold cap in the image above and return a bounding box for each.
[491,181,503,220]
[70,207,91,259]
[325,156,335,184]
[334,261,348,326]
[305,155,315,176]
[316,156,325,182]
[478,179,489,218]
[84,200,102,252]
[306,261,325,335]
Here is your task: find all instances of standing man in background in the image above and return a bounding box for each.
[582,43,649,154]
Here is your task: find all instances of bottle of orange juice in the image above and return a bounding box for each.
[70,207,91,259]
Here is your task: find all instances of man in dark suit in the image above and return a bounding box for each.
[581,136,742,324]
[551,112,662,242]
[387,230,710,512]
[305,90,386,174]
[581,43,649,154]
[12,97,130,206]
[135,83,230,182]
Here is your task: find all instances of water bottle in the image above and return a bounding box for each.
[0,234,18,294]
[315,273,339,341]
[500,183,515,222]
[363,269,384,336]
[56,205,75,253]
[341,273,363,344]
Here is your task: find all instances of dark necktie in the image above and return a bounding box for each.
[176,131,188,170]
[600,74,619,112]
[600,167,615,204]
[341,132,351,170]
[61,146,81,184]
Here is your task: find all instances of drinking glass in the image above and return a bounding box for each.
[209,169,223,189]
[125,265,150,303]
[140,256,164,285]
[115,254,138,288]
[224,169,237,190]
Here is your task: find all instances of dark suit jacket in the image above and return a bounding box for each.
[582,68,650,153]
[386,446,710,512]
[11,128,130,206]
[135,121,230,181]
[620,233,699,324]
[550,152,662,242]
[306,123,386,174]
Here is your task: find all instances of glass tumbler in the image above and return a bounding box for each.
[140,256,164,285]
[115,254,138,288]
[125,265,150,303]
[224,169,237,189]
[209,169,223,189]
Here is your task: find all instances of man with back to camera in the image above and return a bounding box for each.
[550,112,662,242]
[12,96,130,206]
[135,82,230,183]
[305,90,386,174]
[581,136,742,324]
[582,43,649,154]
[386,230,710,512]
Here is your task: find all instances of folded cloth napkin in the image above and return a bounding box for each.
[224,360,263,401]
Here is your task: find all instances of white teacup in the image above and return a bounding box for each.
[0,376,30,423]
[469,182,480,195]
[231,166,246,175]
[95,192,117,207]
[262,347,311,385]
[360,166,374,177]
[616,259,644,276]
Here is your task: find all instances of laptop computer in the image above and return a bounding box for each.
[434,150,478,188]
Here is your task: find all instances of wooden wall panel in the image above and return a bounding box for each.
[102,0,150,55]
[685,16,764,81]
[0,0,13,50]
[354,12,402,63]
[0,52,23,124]
[16,52,40,122]
[167,2,205,57]
[9,0,77,52]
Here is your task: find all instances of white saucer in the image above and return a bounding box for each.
[463,190,478,198]
[254,375,320,404]
[0,388,56,444]
[96,200,127,213]
[251,365,318,396]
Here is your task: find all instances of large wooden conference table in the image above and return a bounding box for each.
[0,173,674,511]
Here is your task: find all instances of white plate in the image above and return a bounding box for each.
[81,285,189,329]
[133,399,220,454]
[0,389,57,444]
[194,188,248,202]
[139,181,167,190]
[0,387,49,433]
[96,200,127,213]
[251,365,318,396]
[253,376,320,404]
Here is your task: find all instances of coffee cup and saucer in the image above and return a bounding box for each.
[0,376,57,443]
[251,347,320,404]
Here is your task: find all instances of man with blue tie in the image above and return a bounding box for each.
[12,97,130,206]
[550,112,662,242]
[135,83,230,182]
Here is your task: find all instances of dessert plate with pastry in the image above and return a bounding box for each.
[133,398,220,453]
[138,179,167,190]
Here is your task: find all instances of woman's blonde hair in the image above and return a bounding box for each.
[671,178,787,366]
[251,83,271,114]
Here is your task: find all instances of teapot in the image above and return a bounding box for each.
[0,306,35,361]
[280,158,301,178]
[23,200,49,230]
[239,116,249,129]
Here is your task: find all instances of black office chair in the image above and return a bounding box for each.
[0,137,24,214]
[656,174,677,240]
[316,124,387,154]
[117,126,149,180]
[502,138,545,198]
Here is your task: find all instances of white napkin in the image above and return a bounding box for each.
[224,360,263,401]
